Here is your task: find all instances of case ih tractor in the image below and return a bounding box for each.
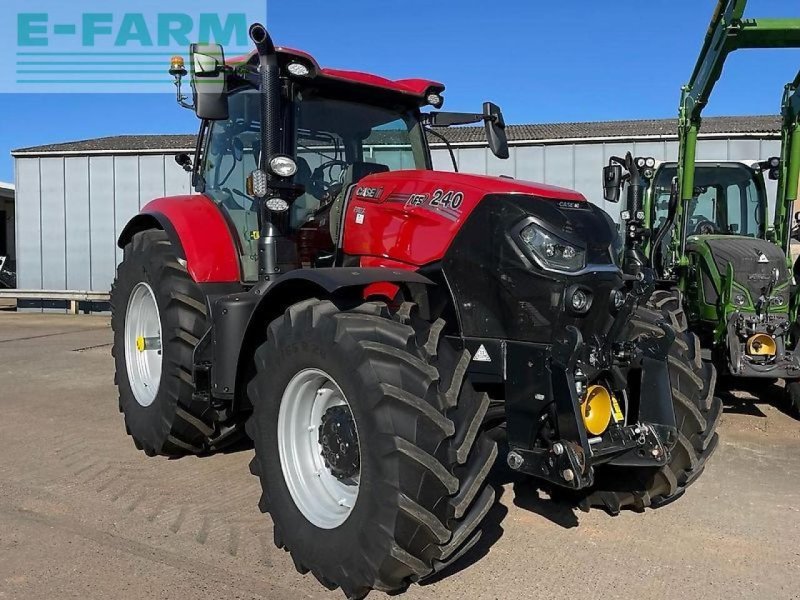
[112,24,719,598]
[602,0,800,415]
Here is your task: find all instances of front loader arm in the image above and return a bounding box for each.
[675,0,800,269]
[774,72,800,251]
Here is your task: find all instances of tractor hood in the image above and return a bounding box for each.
[355,170,586,203]
[342,169,592,267]
[686,235,790,303]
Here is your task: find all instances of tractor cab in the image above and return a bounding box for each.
[198,85,431,280]
[650,160,770,241]
[170,38,508,282]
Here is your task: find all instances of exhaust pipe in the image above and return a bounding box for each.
[249,23,279,173]
[248,23,283,280]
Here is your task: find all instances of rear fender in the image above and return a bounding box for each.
[117,195,241,283]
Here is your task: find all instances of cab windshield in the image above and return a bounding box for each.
[201,87,429,280]
[652,163,766,238]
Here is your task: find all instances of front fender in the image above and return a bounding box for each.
[117,195,241,284]
[216,268,434,406]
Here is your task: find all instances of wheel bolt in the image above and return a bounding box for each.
[507,451,524,470]
[553,443,564,456]
[562,469,575,482]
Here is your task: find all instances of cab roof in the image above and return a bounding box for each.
[228,47,445,106]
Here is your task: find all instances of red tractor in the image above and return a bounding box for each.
[112,24,720,598]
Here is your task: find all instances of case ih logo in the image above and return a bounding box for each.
[355,186,383,200]
[1,0,265,93]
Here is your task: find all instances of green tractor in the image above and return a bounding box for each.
[602,0,800,416]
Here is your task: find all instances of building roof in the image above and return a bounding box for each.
[0,182,14,200]
[11,115,783,156]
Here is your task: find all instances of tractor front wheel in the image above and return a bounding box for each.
[246,300,498,598]
[583,305,722,513]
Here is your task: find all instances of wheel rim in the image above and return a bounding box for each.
[278,368,360,529]
[124,282,163,407]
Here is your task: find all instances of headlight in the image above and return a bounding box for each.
[772,295,785,306]
[268,155,298,178]
[570,289,591,313]
[734,294,747,306]
[265,197,289,212]
[287,62,310,77]
[645,157,656,168]
[611,289,626,310]
[519,223,586,273]
[426,93,444,108]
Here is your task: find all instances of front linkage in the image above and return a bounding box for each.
[506,270,677,491]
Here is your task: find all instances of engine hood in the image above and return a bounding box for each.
[356,169,586,202]
[686,235,789,300]
[342,169,591,267]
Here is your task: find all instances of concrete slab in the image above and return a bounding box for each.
[0,313,798,600]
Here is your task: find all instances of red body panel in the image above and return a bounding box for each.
[342,170,586,267]
[142,195,241,283]
[229,48,444,100]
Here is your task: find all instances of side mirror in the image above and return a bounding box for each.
[483,102,509,159]
[603,164,623,203]
[175,153,193,172]
[190,43,229,121]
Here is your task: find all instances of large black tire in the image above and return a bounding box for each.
[246,300,498,599]
[111,230,242,457]
[649,289,688,333]
[582,303,722,513]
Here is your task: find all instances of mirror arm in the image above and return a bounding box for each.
[175,77,194,110]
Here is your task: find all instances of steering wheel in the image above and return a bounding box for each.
[310,159,348,201]
[693,219,720,235]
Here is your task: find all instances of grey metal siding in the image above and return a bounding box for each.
[64,157,91,291]
[12,135,785,295]
[15,158,41,290]
[432,137,784,216]
[15,154,192,297]
[89,156,117,292]
[39,158,66,291]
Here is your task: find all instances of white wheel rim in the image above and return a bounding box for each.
[278,368,360,529]
[124,282,163,407]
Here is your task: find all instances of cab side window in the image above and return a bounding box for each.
[202,89,262,282]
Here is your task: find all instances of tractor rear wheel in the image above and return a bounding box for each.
[582,305,722,513]
[111,230,242,456]
[246,300,497,599]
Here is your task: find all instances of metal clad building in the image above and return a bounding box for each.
[12,115,783,295]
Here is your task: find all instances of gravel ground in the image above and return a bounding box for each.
[0,313,798,600]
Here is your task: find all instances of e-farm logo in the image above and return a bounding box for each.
[1,1,267,93]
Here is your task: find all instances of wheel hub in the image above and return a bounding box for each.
[124,282,163,407]
[319,405,360,481]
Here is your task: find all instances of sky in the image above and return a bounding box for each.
[1,0,799,182]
